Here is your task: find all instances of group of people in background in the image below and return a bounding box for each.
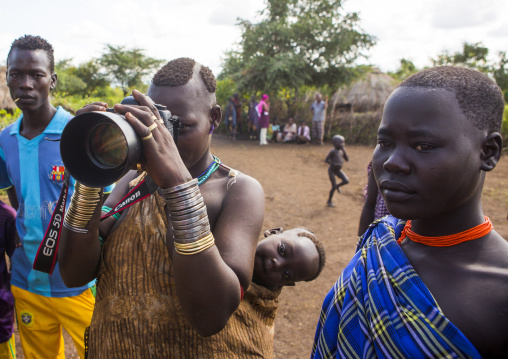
[225,92,327,146]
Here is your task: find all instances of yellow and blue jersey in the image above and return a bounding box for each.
[0,107,114,298]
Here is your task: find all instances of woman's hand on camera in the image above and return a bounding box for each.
[75,102,109,115]
[114,90,192,189]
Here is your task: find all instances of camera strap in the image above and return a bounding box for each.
[100,175,159,221]
[33,171,70,274]
[33,174,158,274]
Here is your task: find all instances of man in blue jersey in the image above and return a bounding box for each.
[0,35,113,358]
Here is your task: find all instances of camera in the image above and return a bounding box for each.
[60,96,180,187]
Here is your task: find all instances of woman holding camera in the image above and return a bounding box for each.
[58,58,265,358]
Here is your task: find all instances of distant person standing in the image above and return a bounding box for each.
[225,96,237,140]
[248,96,259,140]
[233,93,242,132]
[258,94,270,146]
[0,200,17,359]
[310,93,328,145]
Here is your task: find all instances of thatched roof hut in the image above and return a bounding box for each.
[328,69,398,144]
[331,68,398,113]
[0,66,16,112]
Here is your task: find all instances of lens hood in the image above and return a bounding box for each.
[60,111,140,187]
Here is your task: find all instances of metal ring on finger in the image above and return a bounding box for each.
[147,122,158,132]
[141,132,153,141]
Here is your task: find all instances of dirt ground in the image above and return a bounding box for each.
[13,134,508,358]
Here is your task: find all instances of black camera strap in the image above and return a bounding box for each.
[33,171,70,274]
[100,175,159,221]
[33,174,159,274]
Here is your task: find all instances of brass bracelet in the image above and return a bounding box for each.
[174,233,215,255]
[64,182,101,230]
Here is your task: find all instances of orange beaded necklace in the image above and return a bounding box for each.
[397,216,493,246]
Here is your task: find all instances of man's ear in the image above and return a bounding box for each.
[210,104,221,129]
[50,73,57,91]
[480,132,502,172]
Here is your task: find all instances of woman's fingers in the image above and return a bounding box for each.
[76,102,108,115]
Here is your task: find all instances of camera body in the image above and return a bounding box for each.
[60,96,180,187]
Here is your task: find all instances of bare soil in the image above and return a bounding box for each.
[13,134,508,358]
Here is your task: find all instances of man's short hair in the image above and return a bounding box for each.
[399,66,504,132]
[152,57,217,94]
[8,35,55,73]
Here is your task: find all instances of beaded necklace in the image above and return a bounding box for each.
[196,155,221,185]
[397,216,493,246]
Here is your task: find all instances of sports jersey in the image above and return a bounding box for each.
[0,107,114,297]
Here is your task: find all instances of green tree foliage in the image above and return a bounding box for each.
[389,59,418,81]
[74,59,110,96]
[220,0,375,95]
[99,45,164,96]
[54,59,87,96]
[432,42,490,72]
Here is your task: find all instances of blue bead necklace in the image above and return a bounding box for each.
[197,155,221,185]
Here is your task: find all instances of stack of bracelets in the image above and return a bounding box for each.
[162,178,214,255]
[64,182,101,233]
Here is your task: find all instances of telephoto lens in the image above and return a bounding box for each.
[60,110,141,188]
[60,96,179,187]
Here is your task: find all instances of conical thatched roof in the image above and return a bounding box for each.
[331,68,398,113]
[0,66,16,111]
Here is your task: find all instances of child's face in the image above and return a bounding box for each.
[253,229,319,289]
[332,138,344,149]
[372,87,485,220]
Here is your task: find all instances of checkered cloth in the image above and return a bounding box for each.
[311,216,481,359]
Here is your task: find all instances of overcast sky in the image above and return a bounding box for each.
[1,0,508,77]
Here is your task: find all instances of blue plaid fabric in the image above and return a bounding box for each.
[311,216,481,359]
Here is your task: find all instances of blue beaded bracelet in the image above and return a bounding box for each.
[101,206,122,221]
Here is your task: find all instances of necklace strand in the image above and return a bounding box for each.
[397,216,493,246]
[196,155,221,186]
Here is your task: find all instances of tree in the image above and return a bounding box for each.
[54,59,87,96]
[220,0,375,96]
[100,45,164,96]
[389,59,418,81]
[432,42,490,73]
[74,59,110,96]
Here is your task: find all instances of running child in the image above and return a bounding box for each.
[325,135,349,207]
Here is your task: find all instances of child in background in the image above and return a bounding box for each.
[224,227,325,358]
[325,135,349,207]
[0,200,17,359]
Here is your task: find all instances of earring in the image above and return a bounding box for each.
[209,125,215,134]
